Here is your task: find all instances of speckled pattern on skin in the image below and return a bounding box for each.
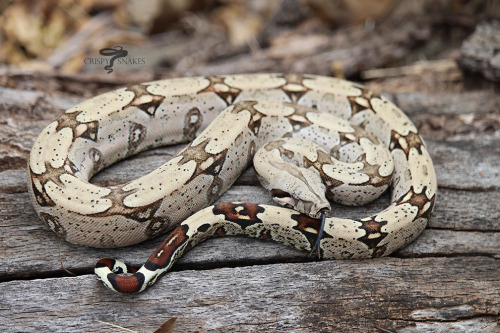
[27,74,437,293]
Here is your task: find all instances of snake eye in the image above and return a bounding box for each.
[271,189,291,199]
[270,189,296,210]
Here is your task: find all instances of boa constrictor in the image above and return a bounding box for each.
[27,74,437,293]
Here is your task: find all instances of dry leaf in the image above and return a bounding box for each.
[123,0,205,34]
[153,317,178,333]
[0,0,87,66]
[212,4,262,47]
[308,0,397,25]
[268,34,329,59]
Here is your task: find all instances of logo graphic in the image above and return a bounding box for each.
[98,46,128,74]
[84,46,145,73]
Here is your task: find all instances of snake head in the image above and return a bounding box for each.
[262,166,331,219]
[254,138,331,218]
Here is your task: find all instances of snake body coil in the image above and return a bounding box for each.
[27,74,437,293]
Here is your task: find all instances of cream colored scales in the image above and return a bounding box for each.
[27,74,437,292]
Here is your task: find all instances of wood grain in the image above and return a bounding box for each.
[1,257,498,332]
[1,183,499,278]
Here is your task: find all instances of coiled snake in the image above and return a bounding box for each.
[27,74,437,293]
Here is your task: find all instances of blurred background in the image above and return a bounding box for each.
[2,0,500,147]
[1,0,499,80]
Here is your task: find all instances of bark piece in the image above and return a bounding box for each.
[460,20,500,81]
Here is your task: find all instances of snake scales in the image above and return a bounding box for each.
[27,74,437,293]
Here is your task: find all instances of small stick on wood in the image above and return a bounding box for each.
[361,59,458,80]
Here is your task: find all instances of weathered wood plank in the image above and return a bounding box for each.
[1,257,498,332]
[427,138,500,190]
[399,229,500,258]
[394,90,500,117]
[429,188,499,231]
[1,184,498,279]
